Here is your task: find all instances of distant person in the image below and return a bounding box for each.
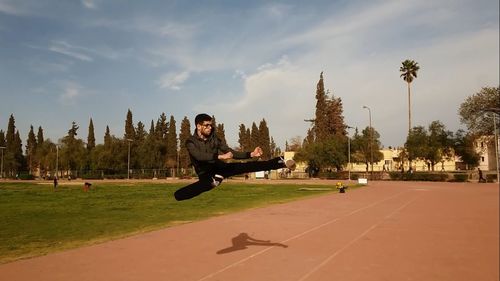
[83,182,92,192]
[53,176,58,189]
[174,113,296,201]
[478,168,486,183]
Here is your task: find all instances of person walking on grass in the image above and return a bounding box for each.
[174,113,296,201]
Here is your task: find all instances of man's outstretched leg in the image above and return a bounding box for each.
[174,157,295,201]
[218,157,295,178]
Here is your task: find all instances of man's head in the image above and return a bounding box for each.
[195,113,213,138]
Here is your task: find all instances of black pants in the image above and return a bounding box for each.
[174,157,285,201]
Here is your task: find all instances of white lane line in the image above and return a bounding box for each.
[196,190,410,281]
[297,196,420,281]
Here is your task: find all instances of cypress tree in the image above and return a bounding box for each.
[14,131,24,172]
[5,115,23,175]
[60,122,86,173]
[155,113,168,168]
[37,126,44,144]
[134,121,147,170]
[326,92,347,136]
[270,137,277,158]
[216,123,227,146]
[135,121,146,142]
[250,122,259,150]
[104,126,112,147]
[149,120,155,135]
[304,128,314,147]
[156,113,168,140]
[238,124,249,151]
[166,115,178,169]
[258,119,271,159]
[87,118,96,151]
[0,130,5,147]
[179,116,191,171]
[26,125,37,174]
[125,109,135,140]
[314,72,329,142]
[245,128,251,150]
[6,114,16,151]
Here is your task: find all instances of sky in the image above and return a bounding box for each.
[0,0,498,150]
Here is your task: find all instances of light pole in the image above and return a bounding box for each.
[0,146,5,179]
[346,126,354,181]
[127,139,133,180]
[494,114,499,183]
[363,106,374,176]
[55,144,59,179]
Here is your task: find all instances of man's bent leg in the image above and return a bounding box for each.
[174,178,214,201]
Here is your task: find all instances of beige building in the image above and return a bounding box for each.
[284,135,498,173]
[474,136,499,172]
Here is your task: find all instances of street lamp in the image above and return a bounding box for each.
[363,106,374,176]
[494,114,499,183]
[0,146,5,179]
[127,139,133,180]
[346,126,354,181]
[55,144,59,179]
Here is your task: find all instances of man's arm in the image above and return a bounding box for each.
[217,139,251,159]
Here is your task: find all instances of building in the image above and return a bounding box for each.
[285,135,498,174]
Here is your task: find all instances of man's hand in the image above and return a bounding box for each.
[250,147,263,158]
[218,151,233,160]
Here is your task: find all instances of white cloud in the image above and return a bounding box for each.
[263,3,292,19]
[0,0,29,15]
[157,71,190,90]
[0,2,16,14]
[59,82,82,105]
[49,41,93,62]
[81,0,96,9]
[199,56,317,147]
[232,69,247,80]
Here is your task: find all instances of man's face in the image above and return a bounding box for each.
[197,121,213,138]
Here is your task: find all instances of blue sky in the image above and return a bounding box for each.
[0,0,498,149]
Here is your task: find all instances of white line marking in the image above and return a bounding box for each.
[297,196,420,281]
[196,190,410,281]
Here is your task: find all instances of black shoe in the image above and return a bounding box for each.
[211,174,224,187]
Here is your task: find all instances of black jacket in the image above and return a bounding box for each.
[186,130,250,175]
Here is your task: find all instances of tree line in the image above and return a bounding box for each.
[293,70,498,176]
[0,111,279,179]
[1,66,498,179]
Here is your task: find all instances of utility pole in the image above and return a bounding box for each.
[0,146,5,179]
[363,106,374,177]
[346,126,353,181]
[127,139,133,180]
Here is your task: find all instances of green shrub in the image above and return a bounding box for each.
[451,173,468,182]
[388,172,448,181]
[18,173,35,180]
[350,173,360,180]
[81,174,104,180]
[389,172,403,180]
[486,174,497,183]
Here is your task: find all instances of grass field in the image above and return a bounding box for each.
[0,181,345,264]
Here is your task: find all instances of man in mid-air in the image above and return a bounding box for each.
[174,113,296,201]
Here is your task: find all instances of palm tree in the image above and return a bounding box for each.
[400,59,420,171]
[400,59,420,133]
